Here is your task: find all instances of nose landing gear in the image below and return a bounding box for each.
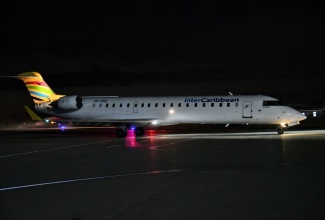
[276,124,288,135]
[277,128,284,135]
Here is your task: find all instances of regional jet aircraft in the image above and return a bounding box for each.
[13,72,306,137]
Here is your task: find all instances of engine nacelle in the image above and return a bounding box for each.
[52,95,83,110]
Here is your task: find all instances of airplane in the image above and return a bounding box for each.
[10,72,306,137]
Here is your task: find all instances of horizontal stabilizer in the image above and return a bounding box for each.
[24,106,42,121]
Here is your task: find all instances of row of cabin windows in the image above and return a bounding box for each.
[93,102,239,108]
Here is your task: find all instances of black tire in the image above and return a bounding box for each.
[277,128,284,135]
[116,128,127,137]
[134,127,145,136]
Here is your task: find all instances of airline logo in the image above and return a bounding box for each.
[184,97,239,103]
[25,80,55,102]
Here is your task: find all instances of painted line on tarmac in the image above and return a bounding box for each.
[0,169,185,191]
[1,162,323,191]
[0,140,115,158]
[149,138,198,150]
[106,145,120,149]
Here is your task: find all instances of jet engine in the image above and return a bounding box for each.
[50,95,83,110]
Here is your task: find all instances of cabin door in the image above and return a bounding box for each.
[133,101,139,113]
[242,101,252,118]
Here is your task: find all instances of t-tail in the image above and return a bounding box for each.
[16,72,64,103]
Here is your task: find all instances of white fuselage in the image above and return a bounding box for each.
[35,95,306,127]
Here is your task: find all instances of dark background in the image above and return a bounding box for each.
[0,1,324,125]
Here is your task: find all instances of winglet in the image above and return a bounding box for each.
[24,106,42,121]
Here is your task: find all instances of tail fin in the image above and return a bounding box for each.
[17,72,64,103]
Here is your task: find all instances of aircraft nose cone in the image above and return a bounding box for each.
[296,113,307,120]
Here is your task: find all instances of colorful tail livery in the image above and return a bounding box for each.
[17,72,64,103]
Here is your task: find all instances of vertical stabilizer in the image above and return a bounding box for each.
[17,72,64,103]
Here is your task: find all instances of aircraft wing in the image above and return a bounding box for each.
[44,117,161,127]
[24,106,160,126]
[24,106,161,126]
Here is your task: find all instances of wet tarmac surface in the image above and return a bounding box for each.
[0,128,325,220]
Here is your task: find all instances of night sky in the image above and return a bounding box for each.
[0,1,324,124]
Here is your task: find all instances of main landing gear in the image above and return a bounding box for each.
[115,126,145,138]
[116,127,128,137]
[134,127,145,136]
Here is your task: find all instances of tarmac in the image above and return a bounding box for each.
[0,127,324,220]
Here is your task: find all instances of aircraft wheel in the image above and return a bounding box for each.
[116,128,128,137]
[134,127,145,136]
[277,128,284,135]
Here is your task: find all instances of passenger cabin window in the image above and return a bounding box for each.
[186,103,189,107]
[235,103,238,107]
[178,103,181,107]
[93,104,96,107]
[219,103,222,107]
[106,104,109,107]
[120,103,122,107]
[170,103,173,107]
[163,103,166,107]
[203,103,206,107]
[211,103,214,107]
[148,103,150,107]
[112,103,115,107]
[195,103,197,107]
[227,103,230,107]
[141,103,144,107]
[155,103,158,107]
[99,104,102,107]
[127,103,130,107]
[263,100,285,106]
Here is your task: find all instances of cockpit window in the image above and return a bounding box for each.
[263,100,285,106]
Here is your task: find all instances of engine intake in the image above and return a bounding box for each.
[51,95,83,110]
